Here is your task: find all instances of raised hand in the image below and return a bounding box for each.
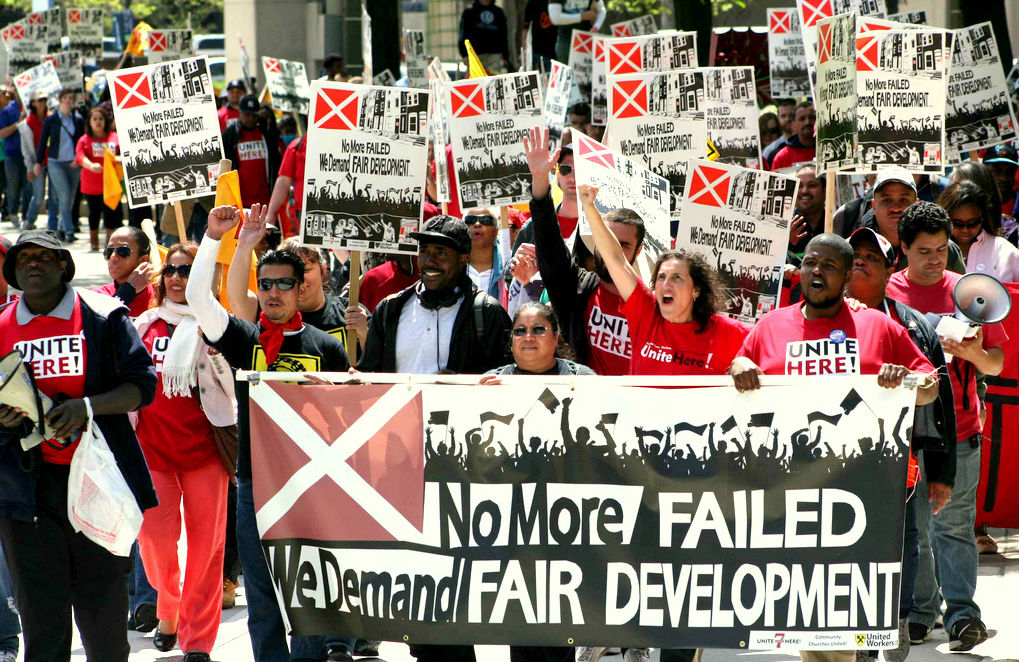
[522,126,559,199]
[206,205,242,240]
[237,204,269,249]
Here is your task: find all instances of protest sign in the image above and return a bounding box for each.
[361,1,373,78]
[816,12,858,172]
[767,9,810,99]
[606,70,706,222]
[888,10,926,25]
[702,67,762,169]
[251,375,914,649]
[239,36,253,90]
[605,32,698,76]
[109,57,223,207]
[300,82,429,255]
[405,30,428,90]
[591,36,609,125]
[544,60,573,151]
[677,159,797,323]
[262,56,311,115]
[945,23,1018,162]
[797,0,887,98]
[42,51,84,94]
[373,69,397,87]
[147,30,193,64]
[610,14,657,37]
[568,30,594,106]
[2,20,47,75]
[855,26,949,173]
[428,59,452,205]
[29,9,61,54]
[447,72,544,208]
[574,132,670,257]
[12,60,61,108]
[66,8,103,61]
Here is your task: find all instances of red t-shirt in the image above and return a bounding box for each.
[75,132,119,195]
[0,293,86,464]
[278,135,307,211]
[886,270,1009,441]
[770,144,816,171]
[585,285,631,375]
[218,105,239,133]
[234,125,271,207]
[558,213,579,240]
[94,282,155,319]
[134,319,218,473]
[623,282,749,375]
[359,260,419,312]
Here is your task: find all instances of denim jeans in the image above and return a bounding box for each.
[25,165,59,229]
[911,442,982,631]
[4,157,29,220]
[236,477,354,661]
[0,539,21,654]
[47,160,81,236]
[128,540,158,615]
[899,490,919,618]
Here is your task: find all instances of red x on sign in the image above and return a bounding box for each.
[450,82,485,118]
[264,58,281,74]
[68,9,81,23]
[770,11,791,34]
[594,37,605,62]
[43,55,56,66]
[149,31,166,52]
[612,25,631,37]
[817,22,833,64]
[313,87,359,130]
[549,62,563,89]
[9,25,25,40]
[577,134,615,170]
[799,0,832,29]
[688,164,731,207]
[856,34,880,72]
[608,39,642,75]
[611,79,647,119]
[112,71,152,110]
[572,32,593,55]
[27,13,41,25]
[14,73,32,88]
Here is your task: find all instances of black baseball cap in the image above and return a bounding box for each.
[983,144,1018,167]
[227,78,246,90]
[558,144,573,163]
[3,230,75,290]
[239,94,259,114]
[408,215,471,254]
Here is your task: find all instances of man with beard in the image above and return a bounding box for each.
[523,126,645,374]
[770,101,816,172]
[788,164,826,254]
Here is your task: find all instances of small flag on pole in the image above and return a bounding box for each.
[464,39,488,79]
[125,21,153,56]
[102,148,123,210]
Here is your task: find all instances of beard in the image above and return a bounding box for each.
[593,253,613,284]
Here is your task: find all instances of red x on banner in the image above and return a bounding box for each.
[572,32,593,55]
[43,55,56,65]
[577,134,616,170]
[112,71,152,110]
[14,73,32,88]
[612,25,631,37]
[611,79,647,119]
[149,31,166,52]
[314,87,359,130]
[68,9,82,23]
[856,34,880,72]
[549,61,563,89]
[608,39,642,75]
[264,58,281,74]
[770,11,791,34]
[594,37,605,62]
[688,165,731,207]
[27,13,41,25]
[450,82,485,118]
[9,25,25,40]
[818,22,833,64]
[799,0,833,29]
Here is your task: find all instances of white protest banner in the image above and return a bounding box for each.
[372,69,397,87]
[42,51,83,94]
[888,10,926,25]
[262,56,311,114]
[591,35,608,125]
[816,12,858,172]
[2,20,47,75]
[677,159,797,324]
[361,2,373,78]
[567,30,595,106]
[239,36,253,90]
[701,67,762,169]
[945,23,1018,162]
[29,9,61,54]
[574,132,670,257]
[606,69,706,221]
[301,82,429,254]
[66,8,103,61]
[147,30,194,64]
[855,26,949,173]
[109,57,224,208]
[447,72,544,208]
[767,9,810,99]
[428,58,451,204]
[797,0,887,98]
[610,14,658,38]
[405,30,428,90]
[12,61,61,109]
[544,60,573,151]
[605,32,698,75]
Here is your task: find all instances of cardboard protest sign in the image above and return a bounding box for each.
[109,57,224,207]
[404,30,428,89]
[66,8,103,61]
[12,61,61,109]
[2,20,48,75]
[544,60,573,151]
[888,10,927,24]
[574,132,670,257]
[300,82,429,255]
[447,72,544,208]
[701,67,762,169]
[428,59,451,204]
[945,22,1018,162]
[591,35,608,125]
[147,30,193,64]
[855,26,949,173]
[239,37,253,90]
[567,30,594,106]
[262,56,311,114]
[361,1,373,78]
[767,9,810,99]
[677,160,797,324]
[797,0,887,98]
[606,70,706,221]
[29,9,61,54]
[42,51,84,94]
[372,69,397,87]
[605,32,698,75]
[816,12,858,171]
[610,14,657,37]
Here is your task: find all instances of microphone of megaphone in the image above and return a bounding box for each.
[954,272,1012,325]
[0,350,57,450]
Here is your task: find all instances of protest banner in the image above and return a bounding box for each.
[567,30,594,106]
[591,36,608,125]
[447,72,544,208]
[147,29,194,64]
[262,56,311,115]
[2,19,47,75]
[574,132,670,258]
[66,8,103,61]
[109,56,224,208]
[405,30,428,90]
[605,32,698,76]
[945,23,1018,162]
[373,69,397,87]
[605,69,706,222]
[249,374,915,649]
[797,0,887,98]
[300,81,429,255]
[544,60,573,151]
[855,26,949,173]
[361,1,373,78]
[42,51,84,94]
[702,67,762,169]
[816,12,858,172]
[677,159,797,323]
[12,60,61,108]
[767,9,810,99]
[888,10,926,25]
[428,58,452,206]
[610,14,657,37]
[239,36,253,91]
[29,9,61,54]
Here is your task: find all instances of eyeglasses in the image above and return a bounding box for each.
[557,164,574,176]
[951,219,982,231]
[257,277,298,291]
[512,325,550,337]
[161,264,192,278]
[103,246,133,260]
[465,214,495,226]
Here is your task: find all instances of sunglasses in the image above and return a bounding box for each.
[257,277,298,291]
[951,219,982,231]
[161,264,192,278]
[103,246,133,260]
[512,325,550,337]
[466,214,496,226]
[557,164,574,176]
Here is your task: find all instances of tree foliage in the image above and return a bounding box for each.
[0,0,223,33]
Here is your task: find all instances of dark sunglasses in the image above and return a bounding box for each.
[161,264,192,278]
[257,277,298,291]
[103,246,133,260]
[557,164,574,176]
[951,219,982,231]
[512,324,550,337]
[466,214,496,226]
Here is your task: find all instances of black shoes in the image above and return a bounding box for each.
[183,652,212,662]
[949,617,988,651]
[153,629,178,652]
[326,645,354,661]
[131,603,158,633]
[907,621,932,644]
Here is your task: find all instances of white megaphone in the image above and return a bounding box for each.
[929,273,1013,362]
[0,350,57,450]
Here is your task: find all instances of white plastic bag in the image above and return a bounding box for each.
[66,398,143,557]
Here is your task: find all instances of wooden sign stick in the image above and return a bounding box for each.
[346,251,362,363]
[173,200,187,241]
[824,169,836,234]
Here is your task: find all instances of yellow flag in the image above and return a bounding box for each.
[125,22,153,56]
[212,170,258,308]
[464,39,487,79]
[102,148,123,210]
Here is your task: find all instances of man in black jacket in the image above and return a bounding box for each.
[222,94,282,208]
[458,0,512,73]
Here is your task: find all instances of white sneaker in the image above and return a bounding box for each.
[577,647,608,662]
[622,649,651,662]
